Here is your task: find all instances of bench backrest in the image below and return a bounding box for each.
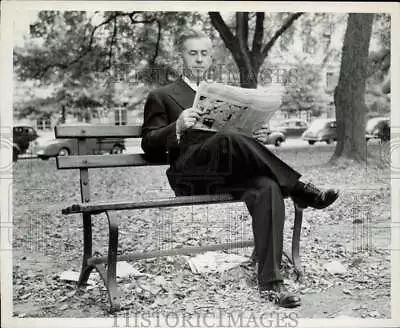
[54,125,167,203]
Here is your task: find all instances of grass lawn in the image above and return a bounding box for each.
[12,142,391,318]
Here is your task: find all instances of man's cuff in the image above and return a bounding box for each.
[176,122,181,143]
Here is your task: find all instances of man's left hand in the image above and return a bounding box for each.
[253,124,271,143]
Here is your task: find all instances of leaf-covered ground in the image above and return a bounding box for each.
[12,142,391,318]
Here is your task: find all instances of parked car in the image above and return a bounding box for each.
[262,130,287,147]
[366,116,390,142]
[13,125,39,161]
[302,118,337,145]
[274,119,308,138]
[33,124,126,159]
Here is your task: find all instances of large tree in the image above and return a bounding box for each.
[332,13,374,162]
[209,12,303,88]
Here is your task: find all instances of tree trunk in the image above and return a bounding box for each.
[331,13,374,162]
[209,12,302,90]
[238,59,260,88]
[60,105,66,123]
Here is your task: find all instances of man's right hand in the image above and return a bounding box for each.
[176,108,202,134]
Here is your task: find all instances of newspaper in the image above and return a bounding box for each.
[192,82,284,136]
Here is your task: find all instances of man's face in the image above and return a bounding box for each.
[181,37,213,80]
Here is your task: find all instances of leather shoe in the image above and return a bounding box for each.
[291,181,339,209]
[259,282,301,308]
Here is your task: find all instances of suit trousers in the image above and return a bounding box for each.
[166,131,301,284]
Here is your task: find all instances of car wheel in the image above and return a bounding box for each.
[110,145,124,154]
[58,148,70,156]
[274,138,282,147]
[308,140,316,145]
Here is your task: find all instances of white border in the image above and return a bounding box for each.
[1,1,399,327]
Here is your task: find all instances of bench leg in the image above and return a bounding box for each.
[291,203,304,281]
[104,211,121,313]
[77,212,121,312]
[78,213,95,286]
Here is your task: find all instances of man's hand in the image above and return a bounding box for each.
[253,124,271,143]
[176,108,203,134]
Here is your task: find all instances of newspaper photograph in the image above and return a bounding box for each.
[192,82,285,136]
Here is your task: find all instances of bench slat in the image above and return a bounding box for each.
[56,153,168,169]
[55,125,142,138]
[62,194,238,214]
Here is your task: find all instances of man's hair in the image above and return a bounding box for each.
[175,28,211,53]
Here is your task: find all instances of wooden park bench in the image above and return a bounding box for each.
[54,125,305,313]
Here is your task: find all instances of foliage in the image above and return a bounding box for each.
[13,11,214,119]
[367,14,390,86]
[280,63,325,116]
[13,11,390,125]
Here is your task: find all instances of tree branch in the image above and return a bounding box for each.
[105,14,118,71]
[209,12,238,52]
[33,13,122,78]
[252,12,264,54]
[261,12,303,59]
[150,19,162,66]
[127,11,156,26]
[127,12,161,66]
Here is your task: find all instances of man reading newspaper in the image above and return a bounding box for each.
[141,28,339,308]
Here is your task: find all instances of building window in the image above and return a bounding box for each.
[303,38,317,54]
[114,109,127,126]
[36,118,51,130]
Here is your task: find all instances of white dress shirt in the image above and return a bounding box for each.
[182,75,198,92]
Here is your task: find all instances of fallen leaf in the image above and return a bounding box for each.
[116,261,150,278]
[19,293,31,300]
[154,276,168,289]
[186,252,248,274]
[59,270,80,282]
[323,261,347,275]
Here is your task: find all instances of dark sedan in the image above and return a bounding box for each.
[13,125,39,161]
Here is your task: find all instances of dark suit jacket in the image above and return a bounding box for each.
[141,77,214,164]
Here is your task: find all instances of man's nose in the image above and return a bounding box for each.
[196,54,203,63]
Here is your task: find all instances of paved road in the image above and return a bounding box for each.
[19,136,383,160]
[124,137,346,154]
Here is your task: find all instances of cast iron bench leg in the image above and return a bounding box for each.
[105,211,121,313]
[77,211,121,312]
[78,213,95,285]
[292,203,304,281]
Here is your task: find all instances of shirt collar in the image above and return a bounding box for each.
[181,75,198,92]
